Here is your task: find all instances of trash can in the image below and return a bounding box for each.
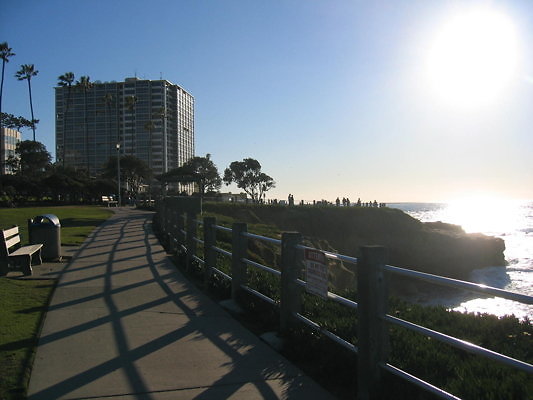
[28,214,61,261]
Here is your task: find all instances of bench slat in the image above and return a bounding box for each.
[5,236,21,249]
[3,226,19,238]
[10,244,43,257]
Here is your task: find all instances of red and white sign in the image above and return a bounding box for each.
[304,249,328,299]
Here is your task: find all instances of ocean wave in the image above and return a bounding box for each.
[470,266,511,289]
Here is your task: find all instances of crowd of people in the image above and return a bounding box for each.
[264,196,387,208]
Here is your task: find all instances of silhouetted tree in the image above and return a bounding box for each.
[0,112,34,130]
[7,140,51,177]
[75,76,93,171]
[58,72,75,166]
[103,155,151,196]
[223,158,275,202]
[125,95,137,153]
[15,64,38,141]
[0,42,15,132]
[160,153,221,196]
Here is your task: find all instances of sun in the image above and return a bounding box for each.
[426,7,519,109]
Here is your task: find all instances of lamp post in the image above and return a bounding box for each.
[116,143,121,206]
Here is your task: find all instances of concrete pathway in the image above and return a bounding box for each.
[27,207,335,399]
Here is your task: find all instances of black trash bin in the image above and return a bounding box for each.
[28,214,61,261]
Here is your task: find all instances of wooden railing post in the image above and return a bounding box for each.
[164,203,172,248]
[157,199,166,240]
[357,245,389,400]
[185,211,197,271]
[176,211,185,252]
[203,216,216,287]
[280,232,303,335]
[231,222,248,301]
[168,209,177,254]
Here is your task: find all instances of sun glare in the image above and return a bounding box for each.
[426,7,519,109]
[445,195,521,234]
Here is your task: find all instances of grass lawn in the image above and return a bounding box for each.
[0,206,113,246]
[0,206,112,399]
[0,279,55,400]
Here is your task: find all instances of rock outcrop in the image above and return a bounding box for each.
[203,203,506,289]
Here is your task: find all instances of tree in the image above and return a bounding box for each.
[103,155,151,197]
[125,95,137,153]
[0,112,34,130]
[160,154,222,196]
[144,120,155,166]
[43,164,86,203]
[0,46,13,185]
[15,64,38,141]
[0,42,15,132]
[101,93,115,141]
[58,72,75,166]
[7,140,51,177]
[75,76,93,171]
[223,158,275,202]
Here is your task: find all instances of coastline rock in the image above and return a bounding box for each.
[203,203,506,286]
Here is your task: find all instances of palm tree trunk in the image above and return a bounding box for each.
[63,86,72,167]
[84,91,89,172]
[0,59,6,124]
[27,78,36,141]
[0,60,5,173]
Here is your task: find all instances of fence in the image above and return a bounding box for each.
[155,197,533,400]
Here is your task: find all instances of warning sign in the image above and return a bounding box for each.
[304,249,328,299]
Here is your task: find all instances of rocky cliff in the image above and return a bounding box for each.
[203,203,506,289]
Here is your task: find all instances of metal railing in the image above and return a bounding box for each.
[155,198,533,400]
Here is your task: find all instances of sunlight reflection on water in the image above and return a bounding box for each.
[390,200,533,319]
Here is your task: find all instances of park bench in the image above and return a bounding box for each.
[102,195,118,207]
[0,226,43,276]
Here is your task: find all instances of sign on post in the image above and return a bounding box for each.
[304,249,328,299]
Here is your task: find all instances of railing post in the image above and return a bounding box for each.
[231,222,248,301]
[280,232,303,335]
[203,216,216,288]
[357,245,389,400]
[168,209,177,254]
[157,199,166,238]
[164,202,171,247]
[185,211,197,271]
[176,211,185,252]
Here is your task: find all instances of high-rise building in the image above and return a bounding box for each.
[55,77,194,177]
[0,127,21,175]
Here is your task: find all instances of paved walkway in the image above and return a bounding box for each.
[28,207,335,399]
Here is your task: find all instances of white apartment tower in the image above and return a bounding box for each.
[55,77,194,177]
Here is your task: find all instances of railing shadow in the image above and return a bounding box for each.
[29,208,309,399]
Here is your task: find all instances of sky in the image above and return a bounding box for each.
[2,0,533,203]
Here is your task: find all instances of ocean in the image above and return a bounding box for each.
[388,201,533,320]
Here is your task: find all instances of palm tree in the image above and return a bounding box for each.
[155,106,169,173]
[101,93,116,160]
[125,95,137,156]
[0,42,15,131]
[15,64,38,141]
[0,42,15,174]
[143,120,155,168]
[102,93,114,136]
[75,76,93,172]
[57,72,75,166]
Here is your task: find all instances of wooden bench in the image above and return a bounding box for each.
[0,226,43,276]
[102,195,118,207]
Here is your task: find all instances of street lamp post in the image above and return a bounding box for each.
[116,143,121,206]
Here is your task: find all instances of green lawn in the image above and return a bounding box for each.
[0,206,112,399]
[0,206,113,246]
[0,279,55,400]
